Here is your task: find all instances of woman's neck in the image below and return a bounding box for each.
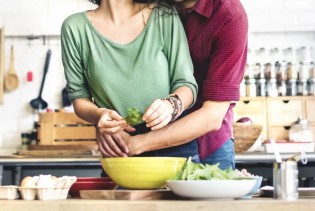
[96,0,140,25]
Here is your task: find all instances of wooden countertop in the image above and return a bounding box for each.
[1,198,315,211]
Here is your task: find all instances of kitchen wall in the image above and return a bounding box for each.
[0,0,315,153]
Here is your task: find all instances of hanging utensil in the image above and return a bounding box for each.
[30,49,51,110]
[287,151,308,165]
[4,45,19,91]
[270,138,282,163]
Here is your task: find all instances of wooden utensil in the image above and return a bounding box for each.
[79,190,178,200]
[4,45,19,91]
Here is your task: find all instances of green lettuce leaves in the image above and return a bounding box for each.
[172,157,249,180]
[125,108,143,126]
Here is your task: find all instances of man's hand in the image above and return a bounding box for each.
[96,127,135,157]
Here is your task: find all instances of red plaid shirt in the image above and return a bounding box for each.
[182,0,248,159]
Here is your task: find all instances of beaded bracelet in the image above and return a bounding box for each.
[161,94,183,122]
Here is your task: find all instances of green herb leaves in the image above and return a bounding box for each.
[173,157,248,180]
[125,108,143,126]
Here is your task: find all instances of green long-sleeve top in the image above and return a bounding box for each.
[61,7,197,117]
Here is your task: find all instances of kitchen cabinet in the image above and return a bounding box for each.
[234,96,315,141]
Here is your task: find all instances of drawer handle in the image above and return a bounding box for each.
[284,126,291,130]
[243,100,250,104]
[282,100,290,103]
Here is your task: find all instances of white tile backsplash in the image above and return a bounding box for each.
[0,0,315,152]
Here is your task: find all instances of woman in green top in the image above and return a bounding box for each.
[61,0,199,161]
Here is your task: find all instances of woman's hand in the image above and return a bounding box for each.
[97,108,130,135]
[143,99,173,130]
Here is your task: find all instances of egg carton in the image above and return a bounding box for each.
[0,186,19,200]
[19,187,71,200]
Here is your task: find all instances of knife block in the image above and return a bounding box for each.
[37,112,97,149]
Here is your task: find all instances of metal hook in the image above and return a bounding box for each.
[301,151,308,165]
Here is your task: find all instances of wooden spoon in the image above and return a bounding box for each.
[4,45,19,91]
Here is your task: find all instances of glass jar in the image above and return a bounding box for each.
[266,79,278,97]
[286,79,297,96]
[245,78,256,97]
[308,78,315,95]
[256,78,266,96]
[289,117,315,142]
[297,79,308,96]
[21,133,30,150]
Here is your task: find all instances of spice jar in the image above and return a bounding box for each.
[308,78,315,95]
[256,78,266,96]
[21,133,30,150]
[287,62,297,80]
[245,78,256,97]
[286,79,297,96]
[266,79,278,97]
[297,79,308,96]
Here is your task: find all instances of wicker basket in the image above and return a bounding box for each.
[233,123,263,153]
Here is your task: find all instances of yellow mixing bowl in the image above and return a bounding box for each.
[100,157,186,189]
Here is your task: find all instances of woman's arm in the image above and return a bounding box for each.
[73,98,129,135]
[122,100,231,156]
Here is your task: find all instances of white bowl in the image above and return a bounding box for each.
[242,176,263,198]
[167,179,256,199]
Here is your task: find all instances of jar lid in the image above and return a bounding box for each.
[293,117,309,125]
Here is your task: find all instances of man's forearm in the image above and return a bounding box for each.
[132,101,231,154]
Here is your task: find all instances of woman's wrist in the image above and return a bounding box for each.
[161,94,183,122]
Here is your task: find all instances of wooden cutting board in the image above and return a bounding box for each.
[29,144,98,151]
[80,190,179,200]
[17,149,98,156]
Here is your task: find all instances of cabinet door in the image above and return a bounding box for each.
[268,98,303,126]
[306,99,315,124]
[269,126,290,141]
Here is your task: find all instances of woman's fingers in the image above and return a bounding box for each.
[97,130,128,157]
[144,99,173,128]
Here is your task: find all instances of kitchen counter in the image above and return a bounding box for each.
[1,198,315,211]
[1,152,315,164]
[1,153,315,185]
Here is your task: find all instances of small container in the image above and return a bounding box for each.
[297,79,308,96]
[21,133,30,150]
[289,117,314,143]
[287,63,297,80]
[245,78,256,97]
[286,79,297,96]
[266,79,278,97]
[256,78,266,96]
[240,78,246,97]
[308,78,315,95]
[273,161,299,200]
[277,80,287,96]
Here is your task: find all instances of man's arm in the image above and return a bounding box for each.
[124,100,230,156]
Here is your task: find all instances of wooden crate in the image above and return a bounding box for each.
[38,112,97,147]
